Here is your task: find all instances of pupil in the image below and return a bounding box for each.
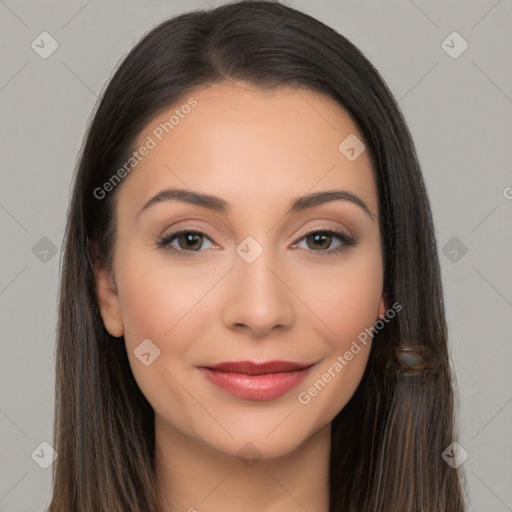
[182,233,201,250]
[310,233,330,250]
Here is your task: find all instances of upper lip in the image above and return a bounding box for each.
[203,360,314,375]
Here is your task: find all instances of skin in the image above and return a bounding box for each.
[94,81,386,512]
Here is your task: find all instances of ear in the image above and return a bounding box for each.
[376,295,387,321]
[88,239,124,338]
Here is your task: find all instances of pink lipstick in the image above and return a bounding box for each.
[198,360,314,400]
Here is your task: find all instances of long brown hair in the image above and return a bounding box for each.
[48,1,467,510]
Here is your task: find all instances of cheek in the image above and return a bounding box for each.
[116,247,218,343]
[113,252,214,420]
[292,250,382,419]
[113,246,228,392]
[295,248,383,344]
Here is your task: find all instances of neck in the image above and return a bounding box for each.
[155,417,331,512]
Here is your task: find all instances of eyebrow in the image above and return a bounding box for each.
[136,187,375,220]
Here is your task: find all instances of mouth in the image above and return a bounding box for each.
[198,360,315,401]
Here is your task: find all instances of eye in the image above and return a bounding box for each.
[156,228,356,258]
[293,229,356,255]
[156,230,215,257]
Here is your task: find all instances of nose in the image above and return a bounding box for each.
[221,248,295,338]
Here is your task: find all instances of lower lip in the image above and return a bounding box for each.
[199,366,313,401]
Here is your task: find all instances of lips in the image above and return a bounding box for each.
[206,360,313,375]
[198,360,315,400]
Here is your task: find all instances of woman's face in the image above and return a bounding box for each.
[95,81,386,459]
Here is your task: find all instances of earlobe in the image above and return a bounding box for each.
[93,264,125,338]
[377,295,387,321]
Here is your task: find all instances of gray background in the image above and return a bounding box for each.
[0,0,511,511]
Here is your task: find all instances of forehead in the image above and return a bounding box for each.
[117,81,377,220]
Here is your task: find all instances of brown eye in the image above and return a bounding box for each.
[157,230,215,256]
[176,232,204,251]
[306,232,334,250]
[296,229,355,255]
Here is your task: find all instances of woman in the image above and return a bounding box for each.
[48,1,467,510]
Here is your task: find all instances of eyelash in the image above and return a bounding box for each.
[156,228,356,258]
